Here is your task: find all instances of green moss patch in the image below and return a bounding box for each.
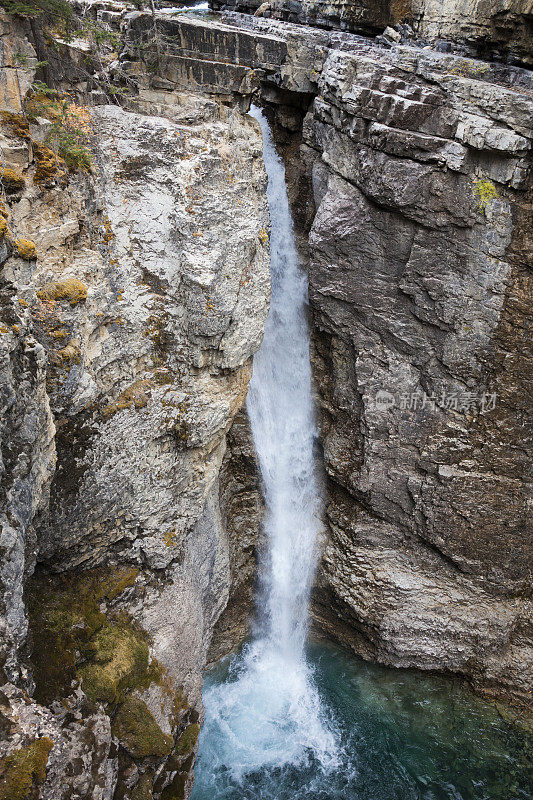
[0,737,53,800]
[27,567,141,706]
[175,723,200,757]
[112,697,173,759]
[79,622,150,705]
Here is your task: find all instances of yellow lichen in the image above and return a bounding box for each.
[36,278,88,305]
[101,379,153,419]
[0,217,10,239]
[50,328,68,340]
[473,178,499,213]
[258,228,269,245]
[102,216,114,244]
[15,239,37,260]
[163,530,179,547]
[1,168,25,194]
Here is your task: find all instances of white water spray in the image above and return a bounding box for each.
[246,105,322,660]
[194,106,339,786]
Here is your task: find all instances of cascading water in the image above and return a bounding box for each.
[190,104,340,791]
[190,108,533,800]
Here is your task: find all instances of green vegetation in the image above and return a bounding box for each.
[0,0,72,20]
[112,696,173,758]
[26,567,141,705]
[28,93,94,172]
[0,737,53,800]
[473,178,499,213]
[33,141,69,186]
[175,723,200,756]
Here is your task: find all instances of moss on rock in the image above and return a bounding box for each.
[0,737,53,800]
[0,111,31,141]
[160,771,187,800]
[175,723,200,757]
[102,380,153,419]
[1,168,25,194]
[112,697,173,759]
[37,278,87,305]
[130,773,155,800]
[33,142,69,187]
[15,239,37,261]
[27,567,141,706]
[78,623,150,705]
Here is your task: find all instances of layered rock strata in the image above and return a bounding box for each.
[125,9,532,708]
[210,0,533,66]
[0,11,268,798]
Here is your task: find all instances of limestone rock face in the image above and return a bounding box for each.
[210,0,533,65]
[298,38,533,705]
[0,16,268,797]
[162,10,532,706]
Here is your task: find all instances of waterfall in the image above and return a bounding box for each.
[190,107,339,793]
[246,105,322,660]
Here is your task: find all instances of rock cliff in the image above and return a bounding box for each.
[0,8,267,798]
[0,3,532,798]
[125,8,532,710]
[211,0,533,66]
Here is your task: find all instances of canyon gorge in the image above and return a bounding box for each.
[0,1,531,798]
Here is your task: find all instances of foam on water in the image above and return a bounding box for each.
[191,104,340,790]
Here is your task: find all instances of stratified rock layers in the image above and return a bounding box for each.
[300,43,532,706]
[123,10,531,707]
[211,0,533,66]
[0,11,268,797]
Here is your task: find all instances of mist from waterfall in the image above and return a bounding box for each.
[190,105,340,788]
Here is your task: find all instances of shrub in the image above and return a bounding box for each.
[0,0,72,21]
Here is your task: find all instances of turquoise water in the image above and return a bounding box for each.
[191,641,532,800]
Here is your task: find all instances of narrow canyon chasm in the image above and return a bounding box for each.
[0,1,531,799]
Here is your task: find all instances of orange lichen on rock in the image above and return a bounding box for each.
[1,168,25,194]
[15,239,37,260]
[37,279,87,305]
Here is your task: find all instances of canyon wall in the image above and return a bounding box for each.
[210,0,533,66]
[125,10,532,710]
[0,4,532,798]
[0,10,267,798]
